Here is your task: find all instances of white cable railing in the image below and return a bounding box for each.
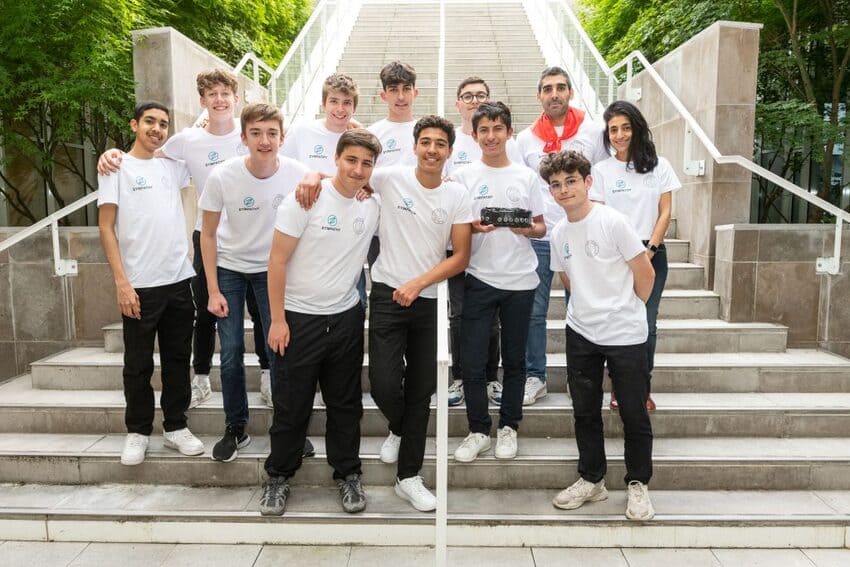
[525,0,848,274]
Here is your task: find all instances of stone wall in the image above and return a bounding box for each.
[0,228,114,381]
[715,224,850,356]
[619,21,761,287]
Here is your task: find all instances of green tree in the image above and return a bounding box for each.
[0,0,310,225]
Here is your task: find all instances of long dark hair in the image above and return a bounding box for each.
[602,100,658,174]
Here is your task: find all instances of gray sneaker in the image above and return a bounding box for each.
[337,473,366,513]
[259,476,290,516]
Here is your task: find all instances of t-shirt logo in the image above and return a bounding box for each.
[132,176,152,192]
[431,208,448,224]
[563,243,572,259]
[397,197,416,215]
[236,143,248,156]
[314,145,324,155]
[208,151,219,162]
[386,138,398,150]
[353,217,366,235]
[244,197,255,208]
[322,214,341,232]
[613,179,630,194]
[239,196,259,211]
[475,185,492,200]
[506,186,521,203]
[403,197,414,209]
[585,240,600,257]
[272,194,284,209]
[458,151,468,161]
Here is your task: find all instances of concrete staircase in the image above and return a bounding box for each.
[3,215,850,547]
[336,2,546,130]
[3,0,850,551]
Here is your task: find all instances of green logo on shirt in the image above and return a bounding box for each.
[244,197,255,207]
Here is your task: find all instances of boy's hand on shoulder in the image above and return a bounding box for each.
[295,172,324,209]
[97,149,124,175]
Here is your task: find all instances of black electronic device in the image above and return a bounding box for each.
[480,207,532,228]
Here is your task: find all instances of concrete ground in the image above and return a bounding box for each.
[1,542,850,567]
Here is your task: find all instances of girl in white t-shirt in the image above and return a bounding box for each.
[589,101,682,412]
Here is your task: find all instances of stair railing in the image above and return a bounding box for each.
[525,0,848,274]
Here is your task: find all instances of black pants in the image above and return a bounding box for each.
[265,305,365,480]
[368,282,437,480]
[567,326,653,485]
[191,230,268,374]
[447,251,499,382]
[461,275,534,434]
[122,278,193,435]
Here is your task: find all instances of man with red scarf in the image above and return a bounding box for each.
[516,67,608,407]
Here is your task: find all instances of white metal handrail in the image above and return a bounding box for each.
[0,191,98,275]
[233,52,276,93]
[528,1,848,274]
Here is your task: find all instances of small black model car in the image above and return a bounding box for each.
[480,207,532,228]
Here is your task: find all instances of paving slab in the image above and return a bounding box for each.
[254,545,350,567]
[159,543,262,567]
[0,541,87,567]
[801,549,850,567]
[68,543,174,567]
[531,548,628,567]
[711,548,816,566]
[623,548,722,567]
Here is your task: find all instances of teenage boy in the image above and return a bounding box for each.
[199,103,309,462]
[367,61,419,168]
[295,117,473,512]
[282,73,360,174]
[516,67,608,407]
[452,102,545,464]
[97,69,274,409]
[541,150,656,521]
[259,130,382,516]
[98,102,205,466]
[445,76,525,408]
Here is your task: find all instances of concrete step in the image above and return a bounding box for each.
[3,433,850,489]
[97,318,787,355]
[4,376,850,438]
[32,348,849,394]
[4,484,847,547]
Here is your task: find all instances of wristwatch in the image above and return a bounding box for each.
[646,243,659,253]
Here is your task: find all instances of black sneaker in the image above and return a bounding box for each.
[259,476,290,516]
[211,424,250,463]
[303,438,315,458]
[337,473,366,513]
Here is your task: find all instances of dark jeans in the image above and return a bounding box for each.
[645,243,668,390]
[567,326,653,485]
[448,255,499,383]
[265,305,365,480]
[216,267,273,428]
[122,278,193,435]
[461,275,534,434]
[191,231,268,374]
[368,282,437,480]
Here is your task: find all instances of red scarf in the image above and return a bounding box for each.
[531,107,585,153]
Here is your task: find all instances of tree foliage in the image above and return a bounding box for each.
[578,0,850,221]
[0,0,310,224]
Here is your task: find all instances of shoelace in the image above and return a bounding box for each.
[263,478,287,503]
[628,482,647,503]
[340,478,363,501]
[405,476,430,498]
[127,435,146,448]
[498,428,513,441]
[460,434,484,450]
[565,479,593,498]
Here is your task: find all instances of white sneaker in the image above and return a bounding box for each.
[552,477,608,510]
[163,427,205,456]
[626,480,655,520]
[494,426,517,459]
[522,377,547,406]
[189,375,212,409]
[260,369,272,408]
[453,432,491,463]
[120,433,149,466]
[447,379,464,406]
[380,432,402,464]
[394,476,437,512]
[487,381,503,405]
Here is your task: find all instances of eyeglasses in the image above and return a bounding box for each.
[458,91,489,104]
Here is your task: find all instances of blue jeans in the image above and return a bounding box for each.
[216,267,273,427]
[526,239,553,382]
[645,244,668,389]
[462,275,535,433]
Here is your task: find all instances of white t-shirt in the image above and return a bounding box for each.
[280,118,342,175]
[549,204,648,346]
[369,167,473,299]
[516,116,608,240]
[199,156,309,274]
[97,155,194,288]
[160,120,247,230]
[444,131,524,176]
[589,156,682,240]
[368,118,417,168]
[452,161,545,291]
[275,179,379,315]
